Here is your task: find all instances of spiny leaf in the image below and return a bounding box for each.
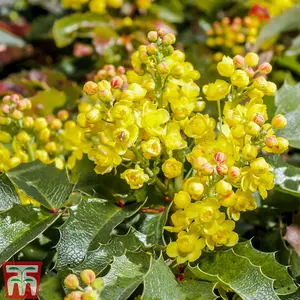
[0,173,20,212]
[275,82,300,115]
[0,205,61,262]
[7,161,73,209]
[101,251,151,300]
[280,288,300,300]
[234,240,297,295]
[195,249,280,300]
[56,198,145,272]
[142,255,181,300]
[179,280,218,300]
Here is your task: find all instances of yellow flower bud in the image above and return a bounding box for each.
[230,70,249,87]
[231,124,246,139]
[51,118,63,130]
[11,109,23,120]
[277,137,289,153]
[253,76,268,91]
[77,113,89,128]
[265,81,277,96]
[80,269,96,286]
[55,158,64,170]
[245,52,259,67]
[184,177,204,200]
[16,131,30,144]
[162,158,183,178]
[45,141,57,153]
[217,56,235,77]
[65,291,84,300]
[258,62,272,74]
[86,108,102,124]
[227,166,241,182]
[97,80,112,102]
[24,116,34,128]
[121,165,149,189]
[83,81,98,95]
[216,180,232,196]
[38,128,50,142]
[216,163,228,176]
[64,274,79,290]
[272,114,287,129]
[242,144,258,160]
[250,157,269,175]
[78,102,92,113]
[174,191,191,209]
[34,118,48,132]
[0,131,12,143]
[245,121,261,136]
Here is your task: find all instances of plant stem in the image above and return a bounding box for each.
[26,143,35,161]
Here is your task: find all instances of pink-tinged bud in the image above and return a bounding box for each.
[65,291,84,300]
[58,109,69,121]
[80,269,96,286]
[265,136,278,148]
[51,118,63,130]
[214,152,226,164]
[157,62,170,75]
[117,66,125,74]
[96,70,106,80]
[17,99,31,111]
[272,114,287,130]
[245,67,255,78]
[258,62,272,74]
[221,17,230,25]
[228,166,241,180]
[216,163,228,176]
[201,163,214,176]
[110,76,124,89]
[146,43,158,55]
[83,81,98,95]
[10,94,20,103]
[253,113,265,126]
[11,109,23,120]
[147,31,158,42]
[157,28,167,37]
[233,55,245,68]
[64,274,79,290]
[73,42,93,57]
[233,17,242,24]
[2,95,11,104]
[1,104,10,114]
[162,33,176,45]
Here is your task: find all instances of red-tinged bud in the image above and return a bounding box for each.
[147,31,158,42]
[116,199,125,207]
[146,43,158,55]
[64,274,79,290]
[249,4,270,21]
[58,109,69,121]
[228,166,241,180]
[110,76,124,89]
[233,55,245,68]
[265,136,278,148]
[253,113,265,126]
[2,95,11,104]
[157,28,167,37]
[51,118,63,130]
[258,62,272,74]
[73,42,93,57]
[10,94,20,103]
[220,191,237,207]
[162,33,176,45]
[80,269,96,286]
[201,162,214,176]
[253,76,268,91]
[233,17,242,24]
[117,66,125,74]
[1,104,10,114]
[272,114,287,129]
[157,62,170,75]
[214,152,226,164]
[83,81,98,95]
[216,163,228,176]
[221,17,230,25]
[11,109,23,120]
[65,291,83,300]
[245,67,255,78]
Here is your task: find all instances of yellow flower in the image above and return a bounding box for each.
[88,145,122,175]
[141,137,161,159]
[230,70,249,87]
[164,210,190,233]
[162,158,183,179]
[174,191,191,209]
[183,176,204,200]
[203,80,231,101]
[121,165,149,189]
[184,114,215,140]
[163,122,187,151]
[217,56,235,77]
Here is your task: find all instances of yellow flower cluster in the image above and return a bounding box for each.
[0,94,70,172]
[206,16,262,62]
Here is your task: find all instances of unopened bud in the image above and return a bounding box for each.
[51,118,63,130]
[157,62,169,75]
[253,76,268,91]
[86,108,101,123]
[83,81,98,95]
[1,104,10,114]
[242,144,258,161]
[11,109,23,120]
[245,52,259,67]
[64,274,79,290]
[201,162,214,176]
[253,113,265,126]
[250,157,269,175]
[162,33,176,45]
[45,141,57,153]
[265,81,277,96]
[272,114,287,130]
[157,28,167,37]
[2,95,11,104]
[117,66,125,74]
[265,136,278,148]
[57,109,69,121]
[233,55,245,68]
[194,101,206,112]
[258,62,272,74]
[214,152,226,163]
[147,31,158,42]
[10,94,20,103]
[216,180,232,196]
[171,65,185,79]
[16,131,30,144]
[34,118,48,131]
[65,291,83,300]
[228,166,241,181]
[146,43,158,55]
[245,67,255,78]
[0,116,11,125]
[80,269,96,286]
[110,76,124,89]
[245,121,261,136]
[216,163,228,176]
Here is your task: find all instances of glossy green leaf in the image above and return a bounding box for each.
[0,173,20,212]
[266,156,300,197]
[234,240,297,295]
[0,205,61,262]
[179,280,218,300]
[38,275,65,300]
[53,13,111,47]
[256,6,300,48]
[142,255,181,300]
[275,82,300,114]
[56,198,144,271]
[7,161,73,209]
[0,29,25,47]
[30,89,66,116]
[280,288,300,300]
[101,251,150,300]
[196,249,280,300]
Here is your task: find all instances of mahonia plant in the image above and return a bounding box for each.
[68,30,289,264]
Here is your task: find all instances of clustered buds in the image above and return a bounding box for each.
[64,270,104,300]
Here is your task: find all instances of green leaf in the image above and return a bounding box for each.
[150,1,184,23]
[233,240,297,295]
[0,173,20,212]
[38,275,65,300]
[30,89,66,116]
[275,82,300,114]
[142,255,181,300]
[266,155,300,197]
[53,13,111,48]
[56,198,144,271]
[0,205,61,262]
[286,34,300,56]
[0,29,25,47]
[196,249,280,300]
[256,6,300,48]
[101,251,150,300]
[280,288,300,300]
[7,161,73,209]
[179,280,218,300]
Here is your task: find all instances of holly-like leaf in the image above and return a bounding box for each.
[7,161,73,209]
[30,89,66,116]
[101,251,151,300]
[179,280,218,300]
[275,82,300,115]
[234,240,297,295]
[195,249,280,300]
[142,255,181,300]
[56,198,144,272]
[53,13,111,48]
[0,205,61,262]
[266,156,300,197]
[280,288,300,300]
[0,173,20,212]
[38,275,65,300]
[255,6,300,48]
